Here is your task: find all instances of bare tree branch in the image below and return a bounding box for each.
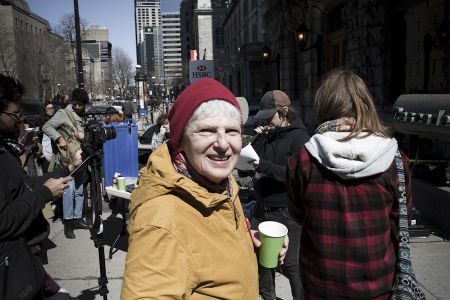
[112,47,133,99]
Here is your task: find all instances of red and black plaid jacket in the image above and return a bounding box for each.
[287,147,413,299]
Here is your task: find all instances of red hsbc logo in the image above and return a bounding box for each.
[197,65,207,71]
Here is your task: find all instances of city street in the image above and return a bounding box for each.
[44,204,450,299]
[2,0,449,299]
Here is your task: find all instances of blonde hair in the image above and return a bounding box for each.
[313,69,391,141]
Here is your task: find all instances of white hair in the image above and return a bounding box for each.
[184,99,242,135]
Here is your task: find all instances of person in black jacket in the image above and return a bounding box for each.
[0,74,81,299]
[249,90,309,300]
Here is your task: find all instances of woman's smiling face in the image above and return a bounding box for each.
[181,114,242,184]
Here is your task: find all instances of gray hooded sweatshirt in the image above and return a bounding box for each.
[304,132,398,180]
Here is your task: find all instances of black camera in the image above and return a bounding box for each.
[82,121,116,156]
[80,105,119,155]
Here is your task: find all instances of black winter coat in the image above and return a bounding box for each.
[0,147,69,243]
[252,118,309,208]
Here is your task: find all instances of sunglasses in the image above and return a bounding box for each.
[1,111,23,122]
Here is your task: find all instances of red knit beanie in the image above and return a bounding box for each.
[168,77,240,154]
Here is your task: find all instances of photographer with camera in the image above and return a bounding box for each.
[43,88,89,239]
[0,74,82,299]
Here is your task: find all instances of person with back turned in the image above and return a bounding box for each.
[286,69,413,298]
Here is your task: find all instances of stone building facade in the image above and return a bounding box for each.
[221,0,449,134]
[0,0,65,101]
[179,0,229,87]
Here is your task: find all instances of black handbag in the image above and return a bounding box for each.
[390,150,425,300]
[0,239,45,300]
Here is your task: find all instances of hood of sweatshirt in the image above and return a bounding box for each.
[305,132,398,180]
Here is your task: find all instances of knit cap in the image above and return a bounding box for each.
[168,77,240,154]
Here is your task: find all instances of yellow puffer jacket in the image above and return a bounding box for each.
[121,144,259,299]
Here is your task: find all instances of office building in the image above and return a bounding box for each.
[0,0,65,100]
[162,12,182,80]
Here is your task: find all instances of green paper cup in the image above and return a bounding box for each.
[258,221,288,268]
[117,177,126,191]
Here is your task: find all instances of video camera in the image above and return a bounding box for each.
[81,106,118,155]
[82,121,116,155]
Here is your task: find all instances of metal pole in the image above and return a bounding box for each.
[74,0,84,88]
[136,79,140,109]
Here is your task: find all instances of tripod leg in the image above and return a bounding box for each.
[109,223,125,259]
[89,156,109,299]
[95,231,109,299]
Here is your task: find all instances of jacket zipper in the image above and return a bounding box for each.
[228,198,240,230]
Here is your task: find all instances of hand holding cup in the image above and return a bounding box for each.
[252,221,289,268]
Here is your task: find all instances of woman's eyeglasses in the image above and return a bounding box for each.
[1,111,23,122]
[46,106,55,110]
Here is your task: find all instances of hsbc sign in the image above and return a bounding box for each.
[189,60,214,83]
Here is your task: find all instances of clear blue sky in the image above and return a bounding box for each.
[27,0,137,65]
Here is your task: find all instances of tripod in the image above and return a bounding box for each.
[83,151,109,299]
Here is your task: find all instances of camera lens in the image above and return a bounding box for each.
[103,127,116,141]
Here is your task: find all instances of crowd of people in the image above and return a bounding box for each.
[0,70,414,299]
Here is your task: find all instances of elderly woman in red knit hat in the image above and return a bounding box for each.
[121,78,287,299]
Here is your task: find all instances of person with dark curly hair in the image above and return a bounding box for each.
[0,73,80,299]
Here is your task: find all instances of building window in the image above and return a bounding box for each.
[333,44,340,68]
[252,23,257,42]
[326,2,345,72]
[328,4,344,33]
[215,27,224,47]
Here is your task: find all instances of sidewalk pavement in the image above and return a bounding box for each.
[44,211,450,300]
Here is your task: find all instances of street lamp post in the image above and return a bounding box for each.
[135,65,141,111]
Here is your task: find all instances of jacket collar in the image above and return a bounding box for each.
[130,143,239,215]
